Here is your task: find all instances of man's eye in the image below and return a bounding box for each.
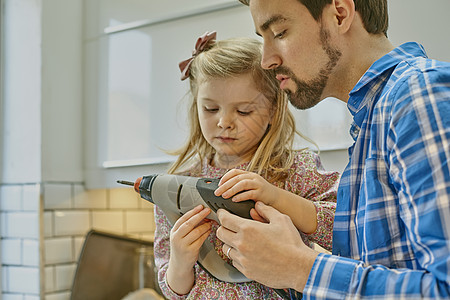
[274,30,287,39]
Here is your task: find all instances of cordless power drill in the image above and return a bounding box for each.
[117,174,255,224]
[117,174,255,283]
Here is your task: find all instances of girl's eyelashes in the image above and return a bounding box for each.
[203,106,253,115]
[237,110,252,116]
[204,107,218,113]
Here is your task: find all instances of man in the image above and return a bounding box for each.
[216,0,450,298]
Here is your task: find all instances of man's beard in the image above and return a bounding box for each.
[276,27,342,110]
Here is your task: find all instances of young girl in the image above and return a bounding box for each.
[153,31,340,300]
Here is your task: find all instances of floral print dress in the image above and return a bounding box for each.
[154,150,340,299]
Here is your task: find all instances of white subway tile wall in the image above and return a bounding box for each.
[45,266,55,293]
[140,198,155,210]
[54,264,77,291]
[3,212,39,238]
[73,237,85,260]
[1,239,22,265]
[44,211,54,238]
[92,210,125,234]
[22,240,40,267]
[0,185,22,211]
[110,188,140,209]
[7,266,40,294]
[126,211,155,233]
[73,186,107,209]
[23,185,40,211]
[44,237,74,265]
[45,292,71,300]
[0,182,155,299]
[1,183,41,299]
[2,294,25,300]
[53,211,90,236]
[44,184,72,210]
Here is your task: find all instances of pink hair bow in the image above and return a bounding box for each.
[179,31,217,81]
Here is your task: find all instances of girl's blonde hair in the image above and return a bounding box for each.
[168,36,310,182]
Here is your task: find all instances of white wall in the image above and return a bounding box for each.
[1,1,43,298]
[41,0,84,182]
[1,0,84,184]
[320,0,450,174]
[388,0,450,62]
[1,0,42,184]
[0,0,84,298]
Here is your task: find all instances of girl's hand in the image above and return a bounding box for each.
[166,205,212,295]
[215,169,280,208]
[216,170,319,235]
[169,205,211,269]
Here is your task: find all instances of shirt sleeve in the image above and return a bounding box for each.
[304,69,450,299]
[385,69,450,297]
[289,151,340,251]
[153,206,188,300]
[305,252,449,299]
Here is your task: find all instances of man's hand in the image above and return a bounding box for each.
[216,201,319,291]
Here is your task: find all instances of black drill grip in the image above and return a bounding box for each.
[196,178,254,219]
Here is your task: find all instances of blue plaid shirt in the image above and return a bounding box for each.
[303,42,450,299]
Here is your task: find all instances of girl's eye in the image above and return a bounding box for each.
[204,107,218,113]
[274,30,287,39]
[238,110,252,116]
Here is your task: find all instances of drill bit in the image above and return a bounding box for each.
[117,180,134,186]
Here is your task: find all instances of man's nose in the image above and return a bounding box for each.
[261,43,282,70]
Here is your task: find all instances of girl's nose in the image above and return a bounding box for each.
[217,113,234,129]
[261,43,282,70]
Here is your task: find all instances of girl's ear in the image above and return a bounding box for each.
[326,0,355,35]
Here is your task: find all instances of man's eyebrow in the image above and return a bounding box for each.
[257,15,287,34]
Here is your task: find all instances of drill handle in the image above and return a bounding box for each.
[196,178,254,219]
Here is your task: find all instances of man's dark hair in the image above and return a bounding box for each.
[238,0,388,37]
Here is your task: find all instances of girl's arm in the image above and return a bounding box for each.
[215,170,318,233]
[154,206,186,299]
[154,205,212,298]
[295,151,339,251]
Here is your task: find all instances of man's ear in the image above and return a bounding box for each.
[328,0,355,34]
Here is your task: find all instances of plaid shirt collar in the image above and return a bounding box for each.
[346,42,428,140]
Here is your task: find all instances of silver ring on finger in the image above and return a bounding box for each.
[226,247,232,259]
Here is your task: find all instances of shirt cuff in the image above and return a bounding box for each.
[303,253,357,299]
[162,273,189,300]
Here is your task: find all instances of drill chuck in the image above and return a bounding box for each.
[136,175,157,203]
